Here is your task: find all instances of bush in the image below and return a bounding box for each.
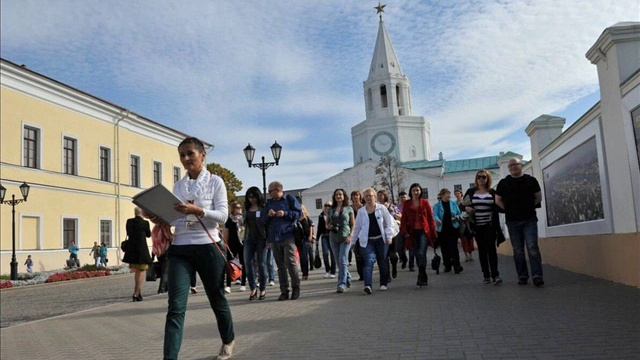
[0,280,14,289]
[46,270,111,283]
[0,275,10,280]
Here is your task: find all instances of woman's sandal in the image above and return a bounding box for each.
[249,289,258,301]
[259,290,267,300]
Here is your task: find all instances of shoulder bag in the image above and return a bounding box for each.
[197,217,243,282]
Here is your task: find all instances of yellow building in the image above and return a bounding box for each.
[0,59,212,274]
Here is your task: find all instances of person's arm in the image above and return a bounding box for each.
[125,219,133,238]
[284,195,301,221]
[425,201,437,241]
[534,191,542,207]
[495,180,506,210]
[381,206,395,243]
[532,176,542,207]
[202,176,229,223]
[495,195,505,210]
[350,208,363,240]
[144,221,151,237]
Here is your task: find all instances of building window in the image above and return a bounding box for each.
[173,166,181,184]
[454,184,462,193]
[153,161,162,186]
[367,88,373,110]
[130,155,140,187]
[380,85,388,108]
[63,218,77,249]
[421,188,429,199]
[100,220,112,247]
[23,126,40,168]
[100,147,111,182]
[315,198,323,210]
[633,105,640,169]
[63,137,77,175]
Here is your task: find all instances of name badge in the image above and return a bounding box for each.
[256,211,261,218]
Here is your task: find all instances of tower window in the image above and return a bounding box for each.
[367,88,373,110]
[380,85,388,108]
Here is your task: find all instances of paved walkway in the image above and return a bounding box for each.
[1,255,639,359]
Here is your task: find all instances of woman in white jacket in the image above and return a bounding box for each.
[350,188,395,294]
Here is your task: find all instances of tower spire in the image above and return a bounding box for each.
[368,5,402,81]
[374,2,386,21]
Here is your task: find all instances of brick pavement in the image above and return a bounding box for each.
[1,255,639,360]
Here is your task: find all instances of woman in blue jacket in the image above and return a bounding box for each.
[433,188,464,274]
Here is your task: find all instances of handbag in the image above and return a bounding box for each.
[120,238,130,252]
[431,249,441,275]
[146,263,157,281]
[313,239,322,269]
[196,217,243,284]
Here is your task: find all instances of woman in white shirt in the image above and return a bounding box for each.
[350,188,395,294]
[152,137,235,360]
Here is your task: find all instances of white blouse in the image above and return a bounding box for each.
[351,204,395,248]
[171,169,228,245]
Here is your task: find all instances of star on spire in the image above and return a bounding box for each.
[374,2,386,21]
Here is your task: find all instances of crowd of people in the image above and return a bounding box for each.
[119,137,545,360]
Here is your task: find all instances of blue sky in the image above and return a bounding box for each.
[1,0,637,191]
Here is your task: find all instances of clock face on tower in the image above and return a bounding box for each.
[371,131,396,156]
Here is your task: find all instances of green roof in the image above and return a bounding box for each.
[401,159,444,170]
[444,156,500,173]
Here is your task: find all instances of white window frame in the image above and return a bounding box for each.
[61,134,80,176]
[61,216,81,249]
[21,122,43,169]
[99,145,112,182]
[20,213,44,250]
[99,218,113,248]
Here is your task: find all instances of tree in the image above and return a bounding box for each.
[373,156,407,203]
[207,162,243,203]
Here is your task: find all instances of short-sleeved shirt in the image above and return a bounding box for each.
[496,174,541,222]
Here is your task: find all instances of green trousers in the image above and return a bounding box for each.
[163,244,234,359]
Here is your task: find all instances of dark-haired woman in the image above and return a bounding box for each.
[148,137,234,360]
[350,190,365,281]
[463,170,504,285]
[399,184,437,286]
[328,189,355,293]
[243,186,268,300]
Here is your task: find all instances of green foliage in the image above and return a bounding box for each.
[207,162,243,203]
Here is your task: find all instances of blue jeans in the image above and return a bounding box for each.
[361,238,389,288]
[321,234,335,274]
[507,220,543,280]
[266,246,276,282]
[330,234,352,289]
[412,230,428,268]
[244,237,267,291]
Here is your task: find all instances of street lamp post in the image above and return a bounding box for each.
[0,182,31,280]
[243,141,283,197]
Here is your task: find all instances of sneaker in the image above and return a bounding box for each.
[216,340,234,360]
[224,286,231,294]
[454,266,463,274]
[329,274,336,279]
[290,287,300,300]
[239,286,246,292]
[278,292,289,301]
[336,287,345,294]
[364,286,372,295]
[323,273,331,279]
[533,278,545,288]
[380,285,388,291]
[269,280,275,286]
[190,287,198,294]
[483,278,491,284]
[234,280,242,285]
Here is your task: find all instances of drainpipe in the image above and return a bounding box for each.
[114,110,129,264]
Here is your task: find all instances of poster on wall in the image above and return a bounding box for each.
[543,136,604,227]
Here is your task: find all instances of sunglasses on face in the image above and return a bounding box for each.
[477,175,487,179]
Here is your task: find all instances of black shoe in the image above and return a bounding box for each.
[444,268,452,273]
[290,287,300,300]
[278,292,289,301]
[483,278,491,284]
[392,266,398,279]
[401,260,407,269]
[364,286,372,295]
[533,278,545,288]
[454,266,463,274]
[518,278,529,285]
[409,267,415,272]
[259,290,267,300]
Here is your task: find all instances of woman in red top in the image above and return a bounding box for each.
[400,183,437,287]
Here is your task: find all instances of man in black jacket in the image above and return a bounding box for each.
[317,203,335,278]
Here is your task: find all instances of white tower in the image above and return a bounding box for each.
[351,11,431,165]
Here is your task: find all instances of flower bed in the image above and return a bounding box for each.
[46,270,111,283]
[0,281,13,289]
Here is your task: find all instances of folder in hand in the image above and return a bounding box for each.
[132,184,184,224]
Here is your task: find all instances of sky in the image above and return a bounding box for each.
[1,0,638,192]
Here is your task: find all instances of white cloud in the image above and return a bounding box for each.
[2,0,637,190]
